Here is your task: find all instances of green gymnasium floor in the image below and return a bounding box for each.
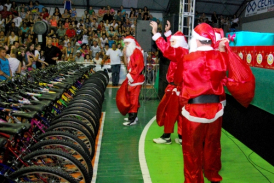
[95,88,274,183]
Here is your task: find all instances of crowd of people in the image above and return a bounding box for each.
[0,0,161,80]
[195,11,239,33]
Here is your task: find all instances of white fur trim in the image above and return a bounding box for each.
[127,73,134,83]
[181,104,224,123]
[171,36,189,49]
[128,81,145,86]
[164,30,172,37]
[215,32,221,41]
[221,100,226,107]
[172,88,180,96]
[152,33,161,41]
[193,30,211,41]
[196,46,213,51]
[124,38,135,43]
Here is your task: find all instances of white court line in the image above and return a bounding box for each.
[91,112,106,183]
[138,116,156,183]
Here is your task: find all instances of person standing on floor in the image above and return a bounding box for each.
[103,43,123,86]
[150,21,189,145]
[116,36,145,126]
[174,23,255,183]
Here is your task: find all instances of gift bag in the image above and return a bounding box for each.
[116,79,130,115]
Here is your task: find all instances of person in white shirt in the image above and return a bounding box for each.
[5,0,12,11]
[13,13,22,28]
[100,34,108,48]
[92,52,102,65]
[103,44,123,86]
[6,48,21,76]
[90,41,101,58]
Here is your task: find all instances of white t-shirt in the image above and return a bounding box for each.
[4,3,11,11]
[92,57,102,65]
[34,50,40,59]
[106,49,123,65]
[100,37,108,48]
[13,17,22,28]
[8,57,20,76]
[0,5,3,11]
[82,34,89,44]
[90,45,101,58]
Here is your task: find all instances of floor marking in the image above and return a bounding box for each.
[138,116,156,183]
[91,112,106,183]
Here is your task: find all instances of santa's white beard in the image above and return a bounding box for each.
[189,37,198,53]
[126,42,136,57]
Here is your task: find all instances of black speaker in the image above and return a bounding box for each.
[135,20,155,52]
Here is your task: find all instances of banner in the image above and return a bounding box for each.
[245,0,274,17]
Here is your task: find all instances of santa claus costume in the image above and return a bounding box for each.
[175,23,255,183]
[151,29,189,144]
[116,36,145,126]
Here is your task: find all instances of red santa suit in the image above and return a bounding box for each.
[176,23,255,183]
[116,36,145,125]
[152,31,188,136]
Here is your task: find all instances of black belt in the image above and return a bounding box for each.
[169,82,176,86]
[188,95,220,104]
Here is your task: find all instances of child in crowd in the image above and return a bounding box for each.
[84,54,91,62]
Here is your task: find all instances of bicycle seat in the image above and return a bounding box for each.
[0,123,31,131]
[21,104,46,112]
[0,137,7,148]
[53,83,69,89]
[30,100,52,107]
[0,122,32,135]
[12,111,37,119]
[37,94,58,101]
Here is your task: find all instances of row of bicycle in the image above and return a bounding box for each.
[0,62,109,183]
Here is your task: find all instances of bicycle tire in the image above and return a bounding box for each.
[66,102,101,121]
[22,149,91,182]
[9,165,78,183]
[36,130,90,156]
[28,139,93,175]
[46,123,95,158]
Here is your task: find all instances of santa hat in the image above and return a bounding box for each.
[123,36,142,51]
[170,31,188,49]
[192,23,216,47]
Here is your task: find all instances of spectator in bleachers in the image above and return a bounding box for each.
[90,18,98,30]
[9,22,19,36]
[88,6,94,15]
[129,13,136,25]
[108,36,115,48]
[0,3,3,12]
[102,43,109,55]
[66,24,76,44]
[71,7,77,18]
[56,24,66,39]
[40,8,49,20]
[75,50,84,62]
[28,1,35,11]
[0,14,5,31]
[84,54,91,62]
[90,41,101,58]
[0,31,7,45]
[7,48,21,76]
[110,19,118,30]
[142,14,149,20]
[92,52,102,65]
[107,26,116,37]
[114,10,122,22]
[0,47,12,80]
[82,29,89,44]
[62,9,70,19]
[7,31,18,46]
[231,14,239,29]
[104,19,110,31]
[5,0,12,11]
[53,7,61,18]
[50,15,58,32]
[1,6,12,19]
[82,10,89,20]
[211,11,218,28]
[63,0,73,11]
[98,6,106,23]
[65,42,73,58]
[107,5,115,16]
[90,11,97,21]
[120,5,126,18]
[44,38,62,65]
[34,1,44,13]
[100,34,108,48]
[84,18,90,29]
[103,10,113,22]
[13,12,22,28]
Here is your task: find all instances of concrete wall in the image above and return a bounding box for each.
[241,11,274,33]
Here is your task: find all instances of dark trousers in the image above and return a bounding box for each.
[111,64,121,85]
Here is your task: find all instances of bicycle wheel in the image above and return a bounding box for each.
[29,139,93,176]
[54,112,98,136]
[23,149,90,183]
[66,102,101,121]
[36,131,90,156]
[46,123,95,158]
[9,165,78,183]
